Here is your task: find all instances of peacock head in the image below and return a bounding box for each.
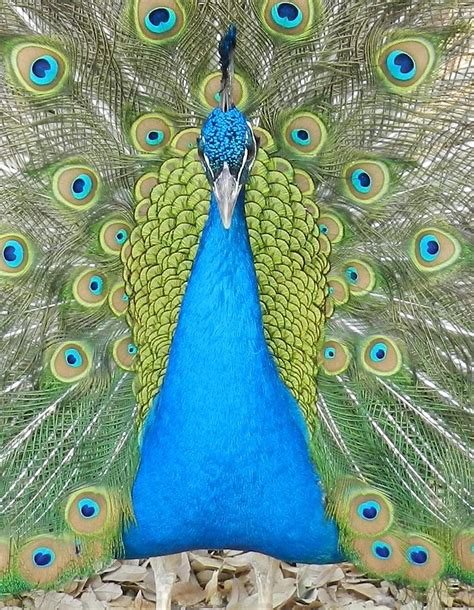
[197,24,257,229]
[198,107,257,229]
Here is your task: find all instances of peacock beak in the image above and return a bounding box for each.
[213,162,241,229]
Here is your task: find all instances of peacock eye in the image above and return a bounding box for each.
[345,266,358,284]
[144,7,177,34]
[386,50,416,81]
[362,336,402,376]
[369,342,387,362]
[419,234,440,262]
[53,165,100,209]
[324,347,336,359]
[411,228,460,272]
[51,342,91,382]
[32,546,56,568]
[99,220,132,255]
[262,0,313,37]
[284,113,326,156]
[64,348,83,368]
[351,169,372,194]
[320,340,351,375]
[378,38,435,92]
[271,2,303,28]
[89,275,104,296]
[108,282,129,317]
[291,128,311,146]
[319,223,329,235]
[113,337,138,371]
[407,545,429,566]
[73,270,107,307]
[145,129,165,146]
[0,234,32,277]
[78,497,101,519]
[70,174,93,200]
[357,500,381,521]
[2,239,24,269]
[130,114,172,153]
[115,229,129,245]
[318,213,344,244]
[344,160,389,203]
[9,43,68,94]
[29,55,59,86]
[371,540,392,560]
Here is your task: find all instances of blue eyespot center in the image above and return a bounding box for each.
[33,547,56,568]
[71,174,93,200]
[351,169,372,194]
[419,234,440,262]
[345,266,359,284]
[2,240,25,268]
[65,348,83,368]
[291,128,311,146]
[408,545,429,565]
[372,541,392,560]
[89,275,104,296]
[386,50,416,81]
[127,343,138,356]
[319,223,329,235]
[145,7,177,34]
[271,2,303,29]
[115,229,128,245]
[145,130,164,146]
[357,500,381,521]
[324,347,336,360]
[30,55,59,86]
[78,497,101,519]
[370,342,387,362]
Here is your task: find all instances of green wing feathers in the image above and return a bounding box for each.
[0,0,472,594]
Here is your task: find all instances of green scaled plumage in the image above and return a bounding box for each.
[1,0,473,595]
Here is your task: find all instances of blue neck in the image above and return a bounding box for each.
[123,189,342,563]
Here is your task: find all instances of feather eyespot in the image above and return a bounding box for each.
[327,277,349,306]
[320,340,351,376]
[284,113,327,156]
[378,38,435,92]
[354,535,404,575]
[130,114,172,153]
[453,531,474,572]
[18,536,76,585]
[134,172,159,201]
[109,282,129,317]
[66,489,111,535]
[404,536,444,582]
[262,0,315,37]
[0,234,32,277]
[348,491,393,536]
[73,270,107,307]
[99,220,132,255]
[51,342,91,382]
[134,0,184,42]
[343,260,375,296]
[318,213,344,244]
[113,337,138,371]
[343,160,389,203]
[201,72,249,110]
[171,128,201,154]
[361,336,401,376]
[53,165,100,209]
[10,43,68,94]
[410,228,460,272]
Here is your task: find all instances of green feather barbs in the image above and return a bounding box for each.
[133,0,185,43]
[8,43,68,94]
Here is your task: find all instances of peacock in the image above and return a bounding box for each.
[0,0,472,607]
